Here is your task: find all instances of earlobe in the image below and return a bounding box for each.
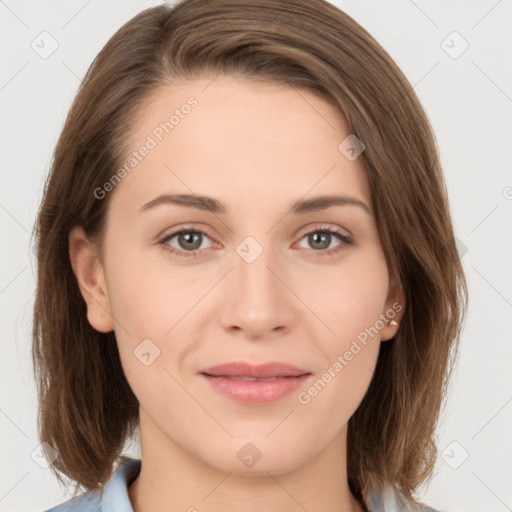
[380,271,406,342]
[69,226,114,333]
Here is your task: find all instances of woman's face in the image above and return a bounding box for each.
[72,75,402,475]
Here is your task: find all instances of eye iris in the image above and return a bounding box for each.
[179,232,202,250]
[309,232,331,250]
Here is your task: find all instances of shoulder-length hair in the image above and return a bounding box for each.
[32,0,468,508]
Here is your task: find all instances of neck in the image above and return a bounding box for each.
[128,410,364,512]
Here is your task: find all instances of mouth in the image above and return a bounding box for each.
[199,361,311,379]
[202,375,303,381]
[198,361,312,404]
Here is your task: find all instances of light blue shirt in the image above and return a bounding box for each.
[44,457,440,512]
[44,458,141,512]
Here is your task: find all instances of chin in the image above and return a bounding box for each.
[200,440,312,477]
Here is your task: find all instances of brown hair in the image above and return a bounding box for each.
[32,0,468,508]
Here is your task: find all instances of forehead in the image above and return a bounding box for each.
[111,75,371,214]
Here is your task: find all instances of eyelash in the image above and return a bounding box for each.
[158,224,353,259]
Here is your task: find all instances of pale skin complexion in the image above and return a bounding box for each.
[69,75,404,512]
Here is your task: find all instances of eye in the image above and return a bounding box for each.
[296,226,353,257]
[158,224,353,259]
[159,228,215,258]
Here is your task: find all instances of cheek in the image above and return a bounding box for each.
[104,245,205,335]
[302,344,380,430]
[103,247,211,387]
[299,254,387,406]
[303,253,389,341]
[299,308,382,421]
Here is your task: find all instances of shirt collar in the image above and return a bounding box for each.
[97,457,436,512]
[101,457,141,512]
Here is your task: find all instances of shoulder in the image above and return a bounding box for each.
[42,490,102,512]
[368,486,442,512]
[41,457,141,512]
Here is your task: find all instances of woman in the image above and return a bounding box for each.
[32,1,468,511]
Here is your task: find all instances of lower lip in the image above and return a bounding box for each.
[201,373,311,404]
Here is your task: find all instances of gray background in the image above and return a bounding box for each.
[1,0,511,511]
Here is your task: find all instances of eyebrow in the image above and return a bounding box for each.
[139,193,371,215]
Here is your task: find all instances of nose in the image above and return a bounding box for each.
[218,243,296,340]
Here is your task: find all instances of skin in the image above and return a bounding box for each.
[69,75,404,512]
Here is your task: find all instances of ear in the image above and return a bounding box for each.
[69,226,114,333]
[380,269,406,342]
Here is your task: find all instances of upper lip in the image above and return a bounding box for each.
[200,361,310,378]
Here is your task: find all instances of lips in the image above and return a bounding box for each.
[199,361,313,404]
[200,361,310,379]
